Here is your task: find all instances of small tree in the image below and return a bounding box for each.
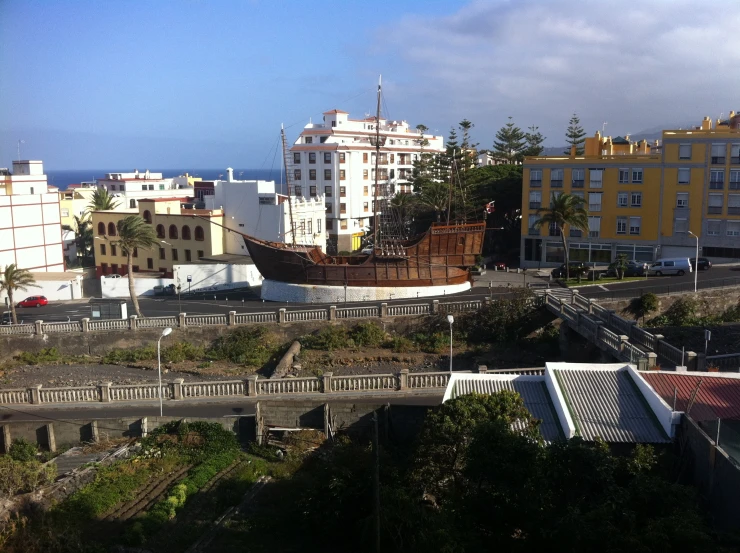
[0,264,39,324]
[110,215,159,317]
[534,193,589,281]
[614,254,629,280]
[523,125,546,157]
[564,113,587,155]
[492,117,526,163]
[623,292,659,325]
[86,187,120,214]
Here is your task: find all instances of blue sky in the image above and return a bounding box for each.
[2,0,739,170]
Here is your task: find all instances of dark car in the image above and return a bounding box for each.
[551,261,597,279]
[16,296,48,308]
[690,257,712,271]
[1,312,11,325]
[606,259,648,277]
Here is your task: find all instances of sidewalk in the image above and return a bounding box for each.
[472,268,551,288]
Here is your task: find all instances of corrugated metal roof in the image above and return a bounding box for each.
[450,377,563,442]
[555,369,669,443]
[642,372,740,422]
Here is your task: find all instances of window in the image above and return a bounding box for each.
[324,169,331,180]
[711,143,726,164]
[550,169,563,187]
[197,250,204,258]
[678,168,690,184]
[529,169,542,187]
[159,184,164,190]
[308,152,316,164]
[340,186,346,197]
[320,136,328,144]
[317,219,322,234]
[310,186,317,197]
[629,217,641,235]
[363,153,368,163]
[710,170,725,189]
[708,193,724,214]
[588,216,600,238]
[61,208,69,217]
[340,220,348,230]
[589,169,603,188]
[179,225,191,241]
[674,218,688,233]
[111,245,117,256]
[324,152,331,163]
[100,244,106,255]
[728,194,740,215]
[305,136,313,144]
[707,220,721,236]
[363,202,369,212]
[572,191,584,201]
[147,258,153,269]
[340,170,346,180]
[548,222,560,237]
[340,203,346,214]
[143,210,152,224]
[309,170,316,181]
[98,222,105,235]
[170,248,179,261]
[616,216,627,235]
[133,247,138,258]
[156,224,165,239]
[195,226,204,241]
[111,264,118,274]
[571,168,584,188]
[617,192,628,207]
[130,199,137,208]
[679,144,691,159]
[727,221,740,237]
[631,168,643,183]
[101,263,108,274]
[108,222,116,236]
[293,152,300,163]
[141,185,147,191]
[676,192,689,207]
[325,202,332,214]
[529,191,541,209]
[528,215,539,235]
[339,153,345,163]
[185,250,192,262]
[294,169,301,181]
[169,225,178,239]
[307,219,312,234]
[159,248,165,260]
[731,144,740,164]
[363,185,369,196]
[618,169,629,183]
[630,192,642,207]
[588,192,602,212]
[294,185,302,196]
[324,186,332,197]
[326,219,333,231]
[363,169,369,180]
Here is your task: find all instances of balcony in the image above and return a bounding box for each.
[550,180,563,188]
[731,182,740,190]
[709,181,724,190]
[589,231,600,238]
[728,207,740,215]
[528,227,540,236]
[712,156,726,164]
[732,156,740,164]
[708,206,723,214]
[549,228,561,237]
[572,180,584,188]
[570,229,582,238]
[529,202,541,209]
[529,179,542,188]
[588,204,601,212]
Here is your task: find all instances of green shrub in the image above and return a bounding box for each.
[624,293,659,324]
[413,332,449,354]
[350,322,386,347]
[663,297,697,326]
[386,335,416,353]
[8,438,38,462]
[461,289,538,344]
[301,326,351,350]
[141,421,239,463]
[208,327,278,366]
[0,456,56,496]
[102,345,156,364]
[15,348,62,365]
[163,341,205,363]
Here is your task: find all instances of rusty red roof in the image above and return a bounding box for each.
[642,372,740,421]
[323,109,348,115]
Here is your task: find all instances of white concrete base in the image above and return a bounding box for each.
[261,279,471,303]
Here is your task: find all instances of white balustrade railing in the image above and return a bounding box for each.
[622,341,646,364]
[257,377,322,395]
[597,326,621,353]
[39,386,99,403]
[590,304,609,322]
[573,294,591,310]
[407,371,451,389]
[0,388,30,404]
[182,380,244,398]
[331,374,397,392]
[110,384,171,401]
[284,309,327,322]
[579,316,599,339]
[609,314,635,336]
[88,319,129,331]
[41,321,83,333]
[336,306,380,319]
[0,324,35,335]
[235,312,278,324]
[562,304,579,323]
[657,340,685,366]
[185,314,227,326]
[630,326,656,351]
[387,304,430,316]
[706,353,740,371]
[438,300,482,314]
[137,316,177,329]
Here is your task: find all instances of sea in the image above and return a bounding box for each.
[45,169,281,190]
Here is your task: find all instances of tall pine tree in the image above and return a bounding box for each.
[523,125,546,157]
[492,117,525,164]
[564,113,586,155]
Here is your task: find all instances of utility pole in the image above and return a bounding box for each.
[372,411,380,553]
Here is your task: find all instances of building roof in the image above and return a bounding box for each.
[642,372,740,421]
[323,109,348,115]
[612,136,631,145]
[445,375,564,442]
[554,368,669,443]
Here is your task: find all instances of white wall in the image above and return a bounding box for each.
[101,276,174,298]
[172,263,263,293]
[0,275,82,305]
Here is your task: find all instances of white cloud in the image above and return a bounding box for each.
[379,0,740,145]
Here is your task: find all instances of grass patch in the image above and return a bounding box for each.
[562,276,649,287]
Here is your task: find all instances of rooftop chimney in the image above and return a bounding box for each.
[226,168,234,182]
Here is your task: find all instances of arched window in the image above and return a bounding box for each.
[143,210,152,224]
[181,225,191,240]
[156,224,165,239]
[169,225,178,239]
[108,222,117,236]
[97,222,105,236]
[194,226,205,241]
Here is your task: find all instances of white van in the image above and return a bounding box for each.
[648,258,692,276]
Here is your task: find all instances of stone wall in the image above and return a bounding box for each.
[601,288,740,319]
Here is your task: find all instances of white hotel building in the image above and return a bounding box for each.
[290,109,444,252]
[95,170,195,209]
[0,160,65,272]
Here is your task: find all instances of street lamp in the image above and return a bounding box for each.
[157,327,173,417]
[688,230,699,293]
[446,314,454,372]
[176,284,182,313]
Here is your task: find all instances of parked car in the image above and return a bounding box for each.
[489,260,507,270]
[16,296,48,308]
[605,259,648,277]
[104,274,122,279]
[551,261,602,280]
[1,312,12,325]
[648,258,692,276]
[690,257,712,271]
[154,284,176,296]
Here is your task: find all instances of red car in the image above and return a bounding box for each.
[17,296,48,308]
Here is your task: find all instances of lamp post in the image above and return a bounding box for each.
[157,327,173,417]
[176,284,182,313]
[688,230,699,293]
[447,314,454,372]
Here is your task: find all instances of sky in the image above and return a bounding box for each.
[1,0,739,170]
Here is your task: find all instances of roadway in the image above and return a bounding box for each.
[6,266,740,322]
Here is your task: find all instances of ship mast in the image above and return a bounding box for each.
[372,75,383,249]
[280,125,297,246]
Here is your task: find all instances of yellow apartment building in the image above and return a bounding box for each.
[91,198,224,278]
[521,112,740,267]
[59,186,96,229]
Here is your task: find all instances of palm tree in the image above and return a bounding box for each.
[86,188,120,214]
[62,215,93,266]
[417,181,450,222]
[110,215,159,317]
[534,193,589,281]
[0,265,39,324]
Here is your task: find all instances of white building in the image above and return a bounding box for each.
[476,152,508,167]
[290,109,445,252]
[209,168,327,255]
[0,160,65,272]
[95,170,194,209]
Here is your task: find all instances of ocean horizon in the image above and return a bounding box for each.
[45,168,282,190]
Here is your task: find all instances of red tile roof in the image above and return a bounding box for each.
[642,372,740,421]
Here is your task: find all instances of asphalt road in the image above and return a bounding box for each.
[7,266,740,322]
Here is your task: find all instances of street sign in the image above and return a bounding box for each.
[704,329,712,341]
[187,275,192,283]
